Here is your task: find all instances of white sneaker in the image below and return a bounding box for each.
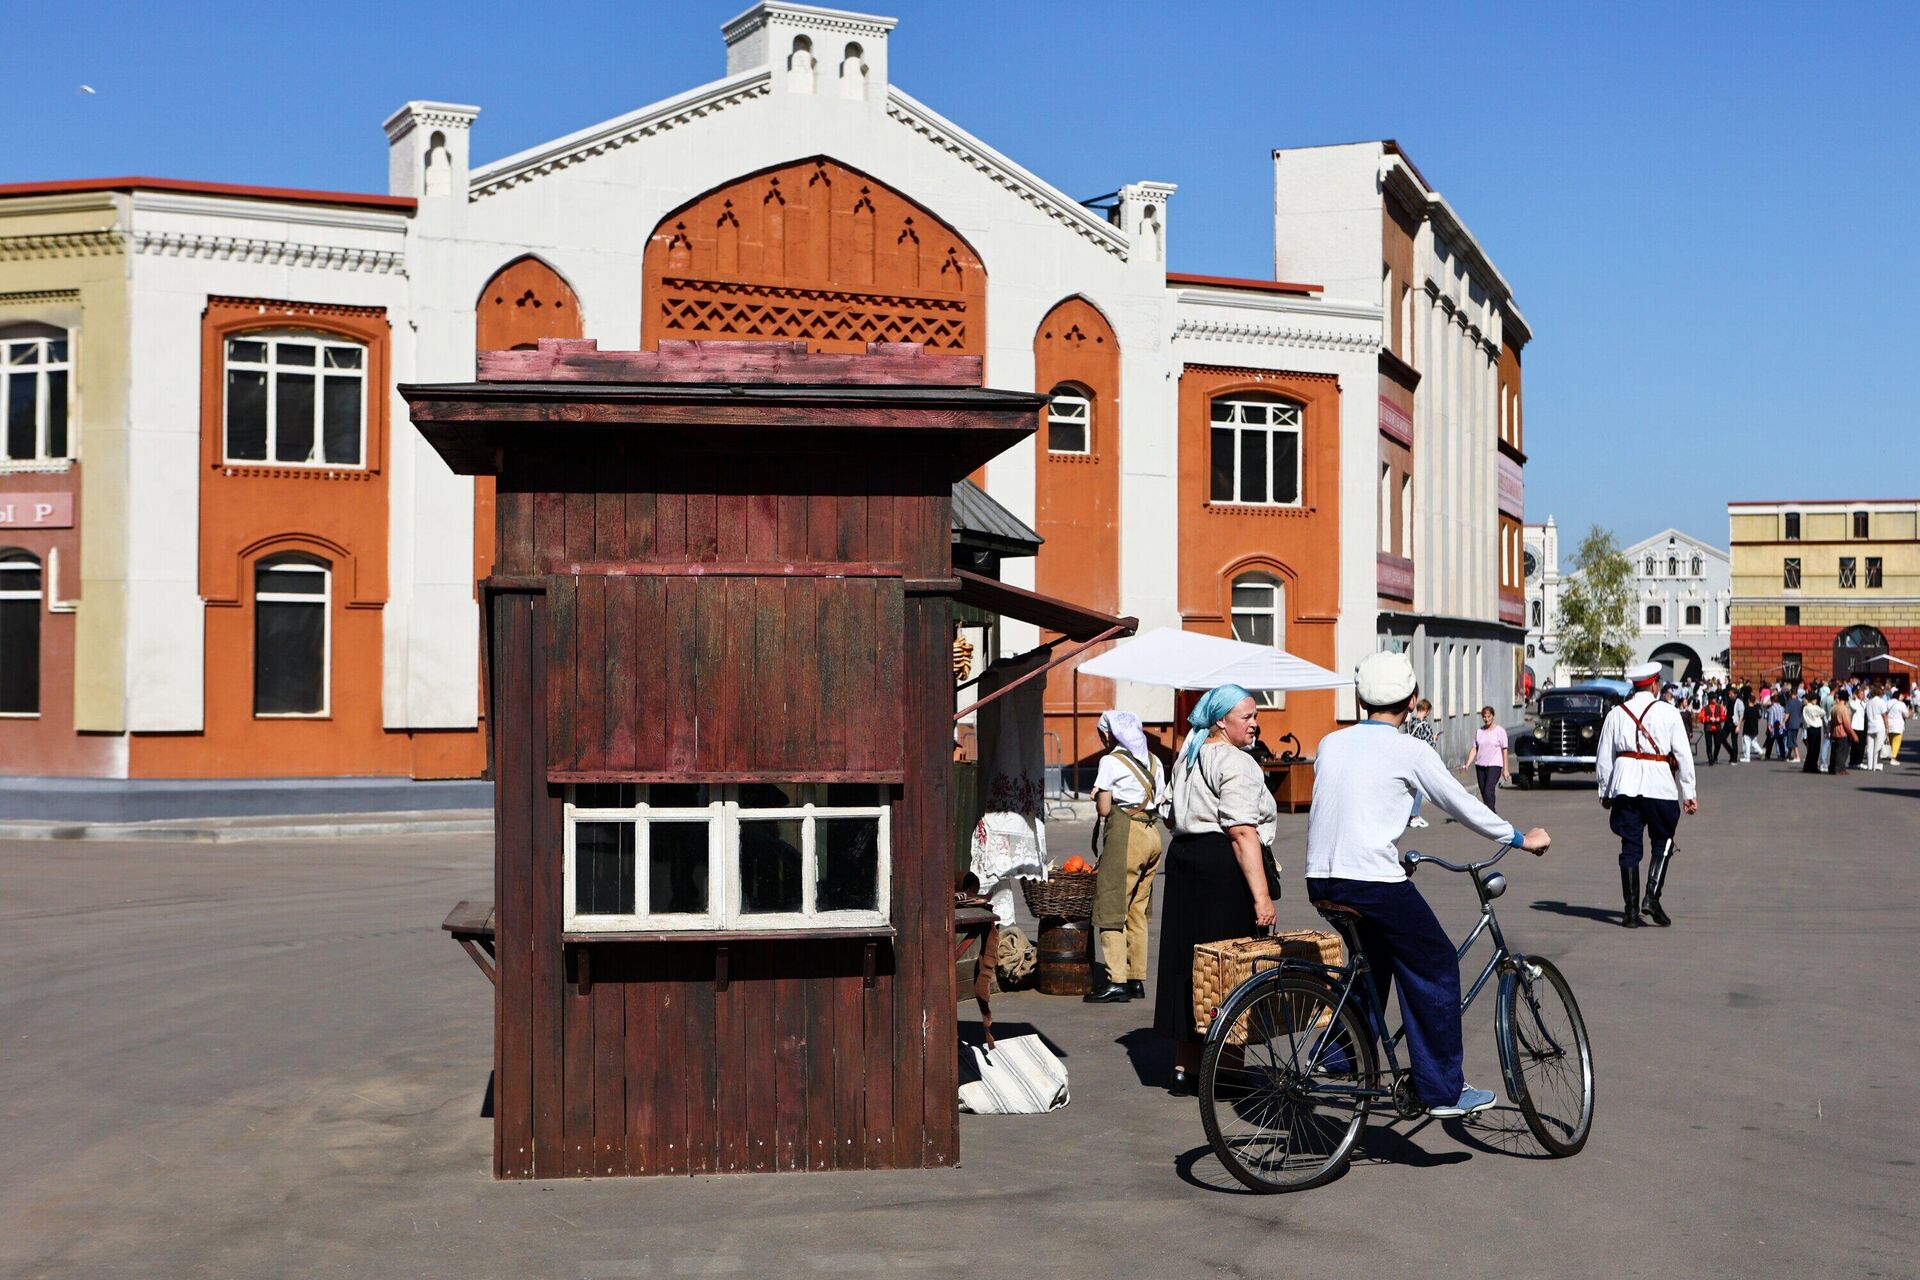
[1429,1085,1497,1117]
[1408,816,1430,829]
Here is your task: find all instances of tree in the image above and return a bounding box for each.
[1558,525,1635,677]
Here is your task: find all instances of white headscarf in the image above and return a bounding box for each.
[1098,709,1150,760]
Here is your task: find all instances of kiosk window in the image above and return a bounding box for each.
[563,783,890,933]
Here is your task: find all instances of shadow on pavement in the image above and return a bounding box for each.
[1441,1105,1555,1159]
[1529,898,1625,926]
[1116,1026,1174,1088]
[1173,1118,1477,1196]
[957,1021,1069,1057]
[1352,1119,1473,1170]
[1856,786,1920,799]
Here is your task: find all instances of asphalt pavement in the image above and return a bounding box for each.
[2,756,1916,1279]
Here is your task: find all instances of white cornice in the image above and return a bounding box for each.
[0,230,125,262]
[0,288,82,306]
[127,190,409,235]
[1174,287,1382,326]
[885,88,1130,260]
[129,230,404,274]
[469,72,773,200]
[1172,314,1378,354]
[722,2,897,42]
[1622,527,1730,561]
[382,100,481,142]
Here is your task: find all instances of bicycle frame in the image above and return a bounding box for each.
[1213,843,1562,1107]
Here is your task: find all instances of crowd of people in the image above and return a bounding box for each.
[1665,675,1912,773]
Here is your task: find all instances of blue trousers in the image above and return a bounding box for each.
[1609,795,1679,869]
[1305,876,1463,1107]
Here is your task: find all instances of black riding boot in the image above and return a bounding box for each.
[1620,867,1642,928]
[1082,961,1131,1003]
[1644,844,1673,927]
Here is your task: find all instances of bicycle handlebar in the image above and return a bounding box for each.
[1402,843,1513,876]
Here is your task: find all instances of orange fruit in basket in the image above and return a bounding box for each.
[1062,856,1089,873]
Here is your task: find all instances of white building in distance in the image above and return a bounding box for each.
[1526,520,1729,686]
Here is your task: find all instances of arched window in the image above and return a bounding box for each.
[839,42,867,99]
[1530,598,1543,627]
[1209,395,1302,506]
[254,554,330,716]
[1045,383,1091,454]
[1645,556,1656,575]
[1230,571,1285,707]
[0,550,42,714]
[224,332,367,468]
[2,324,73,465]
[1646,604,1663,626]
[1691,555,1702,576]
[1668,556,1678,575]
[1837,624,1887,650]
[1685,605,1702,627]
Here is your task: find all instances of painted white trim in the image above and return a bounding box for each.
[469,71,775,198]
[220,332,369,470]
[884,88,1130,259]
[127,190,411,235]
[251,557,332,719]
[563,784,891,933]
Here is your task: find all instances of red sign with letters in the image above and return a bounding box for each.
[0,492,74,528]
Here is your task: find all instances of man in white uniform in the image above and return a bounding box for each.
[1595,662,1699,928]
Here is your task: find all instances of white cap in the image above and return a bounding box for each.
[1626,662,1661,684]
[1356,650,1417,706]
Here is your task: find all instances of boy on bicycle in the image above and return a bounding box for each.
[1306,651,1551,1117]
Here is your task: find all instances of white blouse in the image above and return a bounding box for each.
[1170,741,1277,847]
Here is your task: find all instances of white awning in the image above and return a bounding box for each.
[1076,626,1354,693]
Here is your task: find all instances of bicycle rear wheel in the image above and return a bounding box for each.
[1199,974,1378,1193]
[1497,956,1594,1156]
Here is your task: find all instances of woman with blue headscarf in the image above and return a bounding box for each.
[1153,684,1279,1093]
[1083,710,1167,1004]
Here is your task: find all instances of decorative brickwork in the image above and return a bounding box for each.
[657,277,968,349]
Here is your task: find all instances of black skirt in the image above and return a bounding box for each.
[1153,830,1259,1043]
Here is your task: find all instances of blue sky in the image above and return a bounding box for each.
[7,1,1914,548]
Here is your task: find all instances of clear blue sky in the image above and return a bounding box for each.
[7,2,1914,548]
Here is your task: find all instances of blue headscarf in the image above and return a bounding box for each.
[1180,683,1255,769]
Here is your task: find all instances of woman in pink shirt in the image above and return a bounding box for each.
[1472,706,1509,811]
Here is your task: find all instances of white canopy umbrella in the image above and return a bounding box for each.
[1076,626,1354,692]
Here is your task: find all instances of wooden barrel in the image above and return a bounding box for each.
[1034,917,1092,996]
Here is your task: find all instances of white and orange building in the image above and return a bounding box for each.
[0,3,1532,792]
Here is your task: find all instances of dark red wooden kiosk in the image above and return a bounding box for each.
[406,339,1089,1179]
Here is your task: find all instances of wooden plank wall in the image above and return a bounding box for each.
[543,574,905,777]
[488,446,958,1177]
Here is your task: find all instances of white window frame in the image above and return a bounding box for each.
[1229,572,1286,709]
[222,331,368,469]
[1209,397,1303,507]
[1045,385,1092,455]
[1,330,74,468]
[562,784,892,934]
[0,552,42,717]
[253,557,331,718]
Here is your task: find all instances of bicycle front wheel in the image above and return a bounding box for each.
[1497,956,1594,1156]
[1199,974,1378,1193]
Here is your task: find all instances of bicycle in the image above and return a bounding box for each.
[1197,842,1594,1193]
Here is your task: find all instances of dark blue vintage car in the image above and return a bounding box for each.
[1513,680,1629,788]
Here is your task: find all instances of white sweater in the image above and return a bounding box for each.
[1305,722,1519,883]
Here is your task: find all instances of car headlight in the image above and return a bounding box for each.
[1580,724,1595,740]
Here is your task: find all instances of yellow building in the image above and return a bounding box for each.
[1727,500,1920,685]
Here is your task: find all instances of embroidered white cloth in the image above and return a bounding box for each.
[968,653,1049,926]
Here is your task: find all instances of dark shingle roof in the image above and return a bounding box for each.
[951,480,1040,556]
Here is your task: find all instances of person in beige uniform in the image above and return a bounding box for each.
[1084,711,1167,1003]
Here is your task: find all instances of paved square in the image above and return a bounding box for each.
[3,760,1915,1278]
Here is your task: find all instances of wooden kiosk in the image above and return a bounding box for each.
[406,339,1078,1179]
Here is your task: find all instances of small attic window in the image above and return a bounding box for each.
[840,41,867,99]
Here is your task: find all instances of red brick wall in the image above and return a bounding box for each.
[1730,624,1920,684]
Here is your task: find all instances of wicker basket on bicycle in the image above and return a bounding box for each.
[1192,930,1344,1044]
[1020,871,1099,920]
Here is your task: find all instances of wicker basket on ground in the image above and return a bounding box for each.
[1020,871,1099,920]
[1192,930,1344,1044]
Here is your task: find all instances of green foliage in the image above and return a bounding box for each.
[1559,525,1635,677]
